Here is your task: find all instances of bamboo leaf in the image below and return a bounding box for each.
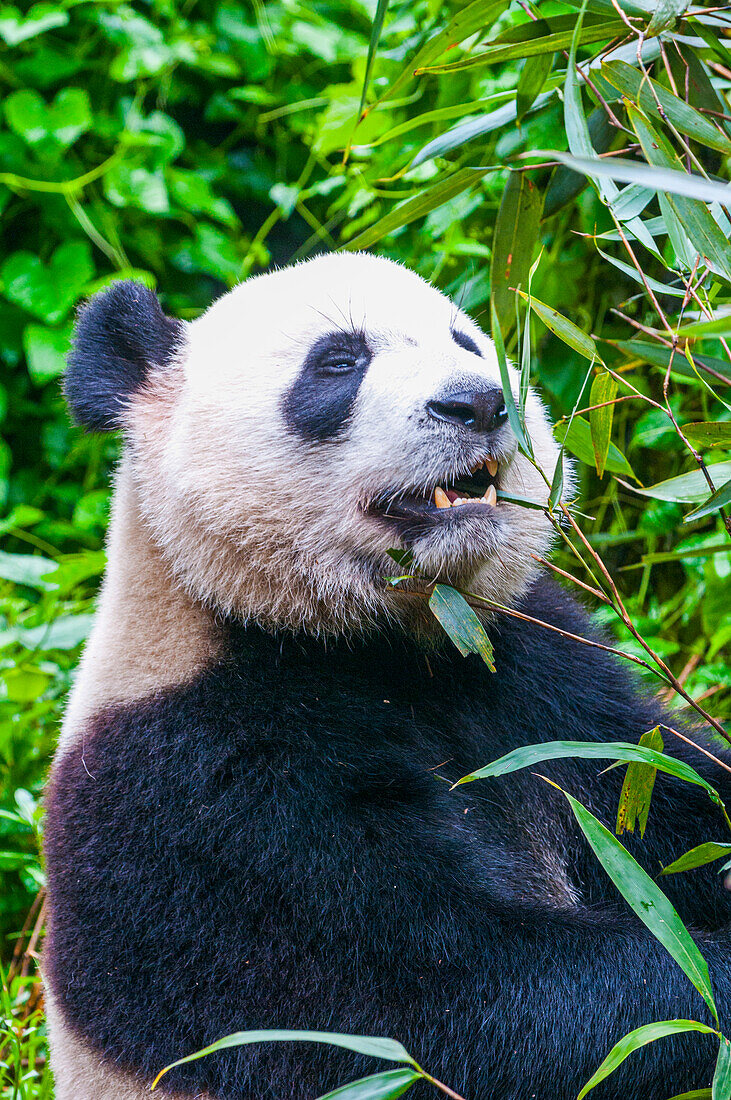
[589,370,618,477]
[517,291,598,361]
[152,1031,416,1090]
[317,1069,422,1100]
[684,423,731,449]
[554,785,718,1024]
[601,60,731,154]
[683,478,731,523]
[661,843,731,877]
[627,463,731,504]
[614,341,731,386]
[714,1038,731,1100]
[490,300,532,457]
[453,741,720,800]
[555,416,634,478]
[345,168,490,251]
[357,0,391,120]
[578,1020,718,1099]
[428,584,495,670]
[665,1091,712,1100]
[517,50,554,121]
[490,172,543,336]
[616,726,663,839]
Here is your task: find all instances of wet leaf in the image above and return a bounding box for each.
[429,584,495,670]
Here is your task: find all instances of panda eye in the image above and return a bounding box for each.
[319,357,358,375]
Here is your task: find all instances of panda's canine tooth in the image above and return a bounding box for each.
[483,485,497,507]
[486,457,498,477]
[434,487,451,509]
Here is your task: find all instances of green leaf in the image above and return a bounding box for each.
[411,94,553,168]
[646,0,689,33]
[615,341,731,387]
[0,550,57,590]
[665,1091,712,1099]
[589,370,618,478]
[490,173,543,336]
[5,87,92,151]
[1,241,93,324]
[555,416,634,478]
[454,740,720,799]
[428,585,495,670]
[317,1069,421,1100]
[616,726,663,839]
[557,786,718,1024]
[517,291,597,361]
[345,168,490,252]
[684,478,731,523]
[0,613,95,652]
[490,301,532,457]
[357,0,390,119]
[662,843,731,877]
[678,316,731,340]
[23,324,70,385]
[517,50,553,122]
[152,1030,416,1090]
[578,1020,718,1099]
[601,61,731,155]
[104,163,169,214]
[0,3,68,46]
[714,1038,731,1100]
[681,424,729,451]
[628,463,731,504]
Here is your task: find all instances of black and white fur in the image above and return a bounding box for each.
[45,254,731,1100]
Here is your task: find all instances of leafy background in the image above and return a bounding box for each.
[1,0,730,1096]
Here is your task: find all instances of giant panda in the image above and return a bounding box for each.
[44,252,731,1100]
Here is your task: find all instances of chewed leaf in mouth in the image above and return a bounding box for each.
[368,456,503,528]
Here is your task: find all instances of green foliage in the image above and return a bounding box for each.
[1,0,731,1095]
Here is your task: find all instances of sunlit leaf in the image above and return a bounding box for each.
[684,423,731,449]
[661,842,731,877]
[616,726,663,839]
[683,478,731,523]
[428,584,495,670]
[517,48,553,121]
[578,1019,717,1099]
[517,291,597,361]
[627,463,731,504]
[555,416,634,478]
[714,1037,731,1100]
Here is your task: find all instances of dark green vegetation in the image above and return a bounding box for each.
[1,0,731,1096]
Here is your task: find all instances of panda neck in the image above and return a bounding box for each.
[58,460,222,754]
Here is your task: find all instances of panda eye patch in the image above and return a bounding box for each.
[282,330,373,442]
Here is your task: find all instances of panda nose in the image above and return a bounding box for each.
[426,388,508,433]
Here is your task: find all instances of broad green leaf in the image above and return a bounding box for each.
[152,1030,417,1090]
[345,168,490,251]
[1,241,93,324]
[490,301,532,457]
[428,585,495,670]
[629,463,731,504]
[5,87,92,151]
[578,1020,717,1099]
[589,370,618,478]
[601,61,731,155]
[517,49,553,121]
[684,423,731,449]
[357,0,390,119]
[662,843,731,877]
[558,786,718,1024]
[0,550,57,590]
[317,1069,421,1100]
[0,3,68,46]
[714,1038,731,1100]
[0,613,95,652]
[454,741,719,799]
[23,324,70,385]
[517,291,597,361]
[678,316,731,340]
[616,726,663,839]
[555,416,634,478]
[490,173,543,336]
[684,478,731,523]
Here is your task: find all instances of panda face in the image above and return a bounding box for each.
[67,253,562,634]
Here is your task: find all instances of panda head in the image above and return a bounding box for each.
[66,253,562,634]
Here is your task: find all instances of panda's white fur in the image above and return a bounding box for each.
[124,252,561,636]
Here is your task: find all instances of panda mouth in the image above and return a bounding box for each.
[368,457,501,527]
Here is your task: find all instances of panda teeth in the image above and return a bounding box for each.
[483,485,497,507]
[434,487,451,509]
[486,456,499,477]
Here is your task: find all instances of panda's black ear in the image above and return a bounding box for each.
[64,281,185,432]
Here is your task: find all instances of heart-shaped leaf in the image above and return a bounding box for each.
[4,87,91,152]
[0,3,68,46]
[1,241,93,324]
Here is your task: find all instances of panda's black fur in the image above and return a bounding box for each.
[45,579,731,1099]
